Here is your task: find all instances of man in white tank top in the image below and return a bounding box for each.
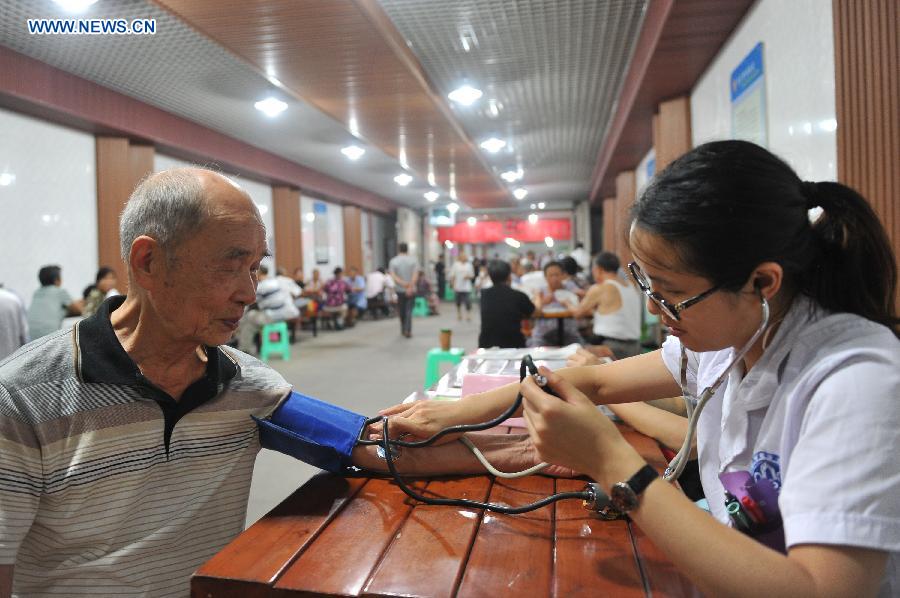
[566,252,642,359]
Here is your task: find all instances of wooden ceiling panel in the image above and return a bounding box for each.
[156,0,510,208]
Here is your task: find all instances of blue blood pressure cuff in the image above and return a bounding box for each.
[252,390,368,473]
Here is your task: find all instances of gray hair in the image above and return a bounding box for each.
[119,169,209,260]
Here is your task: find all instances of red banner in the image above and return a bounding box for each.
[437,219,570,244]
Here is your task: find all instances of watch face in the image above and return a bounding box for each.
[610,482,639,512]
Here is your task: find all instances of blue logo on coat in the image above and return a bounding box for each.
[751,451,782,489]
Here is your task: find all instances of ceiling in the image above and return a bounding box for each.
[0,0,648,214]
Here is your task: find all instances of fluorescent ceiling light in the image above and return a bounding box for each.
[504,237,521,249]
[254,97,287,117]
[480,137,506,153]
[528,213,538,224]
[466,216,477,226]
[529,203,536,210]
[537,202,546,209]
[448,85,483,106]
[424,191,439,202]
[513,188,528,200]
[341,145,365,160]
[52,0,98,12]
[545,236,554,248]
[447,202,460,214]
[487,99,502,118]
[500,169,523,183]
[394,173,413,186]
[0,173,15,186]
[304,212,315,222]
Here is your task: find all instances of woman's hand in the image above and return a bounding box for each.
[368,399,467,445]
[520,366,645,487]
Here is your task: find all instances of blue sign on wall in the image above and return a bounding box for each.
[730,42,764,102]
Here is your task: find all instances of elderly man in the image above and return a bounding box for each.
[0,168,548,597]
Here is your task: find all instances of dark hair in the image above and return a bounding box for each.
[398,242,408,253]
[594,252,620,273]
[333,267,343,276]
[575,242,584,249]
[38,265,61,286]
[543,260,563,274]
[95,266,115,284]
[559,256,580,276]
[487,259,511,284]
[631,140,898,334]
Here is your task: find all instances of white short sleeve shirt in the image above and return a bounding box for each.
[661,297,900,596]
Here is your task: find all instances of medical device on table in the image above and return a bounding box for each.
[253,295,770,515]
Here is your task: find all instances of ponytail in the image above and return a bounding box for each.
[802,182,898,335]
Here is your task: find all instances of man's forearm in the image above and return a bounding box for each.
[352,432,537,476]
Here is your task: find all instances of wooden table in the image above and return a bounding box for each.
[535,309,574,347]
[192,426,701,597]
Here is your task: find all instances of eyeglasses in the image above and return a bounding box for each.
[627,262,721,321]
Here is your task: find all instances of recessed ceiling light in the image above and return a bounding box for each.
[504,237,521,248]
[528,213,538,224]
[529,203,537,210]
[341,145,365,160]
[487,99,503,118]
[480,137,506,153]
[500,169,523,183]
[537,202,546,209]
[448,85,483,106]
[513,188,528,200]
[424,191,439,202]
[394,173,413,186]
[254,97,288,118]
[466,216,477,226]
[447,202,460,214]
[52,0,98,12]
[545,236,554,248]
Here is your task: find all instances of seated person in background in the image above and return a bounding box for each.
[478,260,535,348]
[415,269,440,315]
[474,264,492,296]
[559,256,589,295]
[322,267,351,329]
[529,261,584,347]
[565,252,643,359]
[345,265,367,326]
[516,260,547,297]
[0,286,28,360]
[304,268,325,304]
[275,266,306,312]
[26,264,83,339]
[365,267,390,318]
[237,264,300,352]
[81,266,121,317]
[0,168,552,597]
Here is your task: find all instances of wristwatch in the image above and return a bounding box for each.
[609,464,659,512]
[582,483,623,520]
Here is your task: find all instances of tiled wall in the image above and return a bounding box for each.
[690,0,837,182]
[0,107,97,306]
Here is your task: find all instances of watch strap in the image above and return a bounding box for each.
[626,464,659,496]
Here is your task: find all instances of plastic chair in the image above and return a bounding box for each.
[424,347,464,388]
[260,321,291,362]
[412,296,430,317]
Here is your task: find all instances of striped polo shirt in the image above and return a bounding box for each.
[0,297,291,596]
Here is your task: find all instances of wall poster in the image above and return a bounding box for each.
[313,201,330,264]
[730,42,768,147]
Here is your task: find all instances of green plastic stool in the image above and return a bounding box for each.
[444,287,455,301]
[424,347,464,388]
[260,321,291,362]
[412,296,430,317]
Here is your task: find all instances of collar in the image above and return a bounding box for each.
[76,295,238,387]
